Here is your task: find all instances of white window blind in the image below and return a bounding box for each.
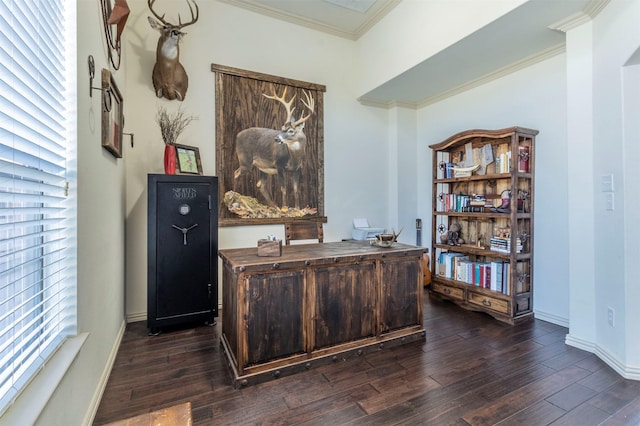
[0,0,75,412]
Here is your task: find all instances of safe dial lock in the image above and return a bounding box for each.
[172,223,198,245]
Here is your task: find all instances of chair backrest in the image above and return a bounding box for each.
[285,221,324,245]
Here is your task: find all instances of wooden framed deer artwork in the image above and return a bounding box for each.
[212,64,327,226]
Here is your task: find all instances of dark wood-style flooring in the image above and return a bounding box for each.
[93,293,640,425]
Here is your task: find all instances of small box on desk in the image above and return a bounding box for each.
[257,239,282,257]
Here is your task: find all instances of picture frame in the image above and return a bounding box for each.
[175,143,203,175]
[101,68,123,158]
[211,64,326,226]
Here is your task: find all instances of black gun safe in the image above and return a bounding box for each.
[147,174,218,334]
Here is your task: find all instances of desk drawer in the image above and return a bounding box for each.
[468,292,510,315]
[432,283,464,301]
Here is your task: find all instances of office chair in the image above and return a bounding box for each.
[284,221,324,245]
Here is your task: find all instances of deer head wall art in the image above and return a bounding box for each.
[147,0,198,101]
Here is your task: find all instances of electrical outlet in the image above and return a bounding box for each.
[608,307,615,327]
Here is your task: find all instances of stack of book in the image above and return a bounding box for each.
[461,195,487,213]
[490,236,522,253]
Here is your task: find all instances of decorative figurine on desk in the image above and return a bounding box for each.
[440,223,464,246]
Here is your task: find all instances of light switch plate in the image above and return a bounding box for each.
[601,174,614,192]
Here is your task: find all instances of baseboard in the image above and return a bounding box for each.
[565,333,640,380]
[534,310,569,328]
[594,345,640,381]
[83,319,127,426]
[126,311,146,323]
[565,333,596,352]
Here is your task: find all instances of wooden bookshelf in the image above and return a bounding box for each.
[429,127,537,324]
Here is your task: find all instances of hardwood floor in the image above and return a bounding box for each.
[93,293,640,425]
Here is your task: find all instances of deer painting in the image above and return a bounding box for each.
[234,87,315,209]
[147,0,198,101]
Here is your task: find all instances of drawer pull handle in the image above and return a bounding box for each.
[443,288,451,295]
[482,299,492,307]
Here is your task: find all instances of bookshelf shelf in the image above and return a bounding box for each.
[429,127,537,325]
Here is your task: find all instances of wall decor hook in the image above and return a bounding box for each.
[88,55,113,112]
[123,132,134,148]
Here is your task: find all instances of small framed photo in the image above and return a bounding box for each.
[101,68,123,158]
[175,143,203,175]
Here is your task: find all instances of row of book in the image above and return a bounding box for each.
[442,162,455,179]
[440,193,493,212]
[437,252,511,295]
[495,151,512,174]
[489,236,523,253]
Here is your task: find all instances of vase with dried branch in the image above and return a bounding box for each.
[155,105,197,174]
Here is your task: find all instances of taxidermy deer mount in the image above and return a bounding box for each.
[147,0,199,101]
[234,87,315,209]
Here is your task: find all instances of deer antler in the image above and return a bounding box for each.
[148,0,199,29]
[176,0,199,29]
[292,90,315,128]
[148,0,169,26]
[263,87,296,126]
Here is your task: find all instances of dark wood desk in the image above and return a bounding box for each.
[218,240,426,388]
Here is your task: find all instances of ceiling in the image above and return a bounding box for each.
[216,0,401,40]
[217,0,609,107]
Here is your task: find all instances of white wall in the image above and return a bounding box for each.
[416,54,571,324]
[14,0,128,424]
[122,1,393,320]
[355,0,527,97]
[581,0,640,377]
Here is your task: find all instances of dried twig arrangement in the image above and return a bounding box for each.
[155,105,197,145]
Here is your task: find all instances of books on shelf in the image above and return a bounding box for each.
[437,252,511,295]
[495,151,512,173]
[437,252,466,278]
[490,236,522,253]
[439,193,504,213]
[443,162,454,179]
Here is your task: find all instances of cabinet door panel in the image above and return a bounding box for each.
[313,262,376,349]
[380,257,421,332]
[245,271,305,366]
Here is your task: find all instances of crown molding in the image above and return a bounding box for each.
[359,43,568,110]
[548,0,610,32]
[357,98,418,110]
[352,0,401,39]
[417,43,566,108]
[217,0,400,41]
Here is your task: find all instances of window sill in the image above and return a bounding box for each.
[0,333,88,425]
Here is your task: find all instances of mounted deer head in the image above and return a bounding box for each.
[234,87,315,209]
[147,0,199,101]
